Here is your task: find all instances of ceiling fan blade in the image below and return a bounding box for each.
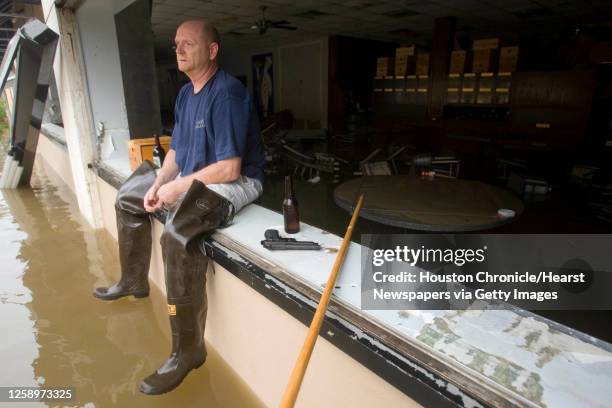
[249,7,296,35]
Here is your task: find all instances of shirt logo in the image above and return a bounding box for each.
[195,119,205,129]
[196,199,211,211]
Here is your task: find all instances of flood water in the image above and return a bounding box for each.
[0,143,266,407]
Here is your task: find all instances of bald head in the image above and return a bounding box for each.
[178,19,220,48]
[175,19,220,79]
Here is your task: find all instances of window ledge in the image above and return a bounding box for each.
[93,160,612,408]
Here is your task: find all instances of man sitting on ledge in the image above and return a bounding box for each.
[92,19,265,395]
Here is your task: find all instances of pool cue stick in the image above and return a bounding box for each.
[279,194,365,408]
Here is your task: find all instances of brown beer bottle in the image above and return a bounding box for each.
[283,175,300,234]
[152,133,166,169]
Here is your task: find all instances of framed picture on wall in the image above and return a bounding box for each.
[252,53,273,120]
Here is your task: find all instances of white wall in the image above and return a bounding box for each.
[75,0,136,159]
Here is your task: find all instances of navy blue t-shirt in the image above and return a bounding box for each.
[170,69,265,183]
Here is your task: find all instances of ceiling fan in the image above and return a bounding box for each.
[251,6,297,35]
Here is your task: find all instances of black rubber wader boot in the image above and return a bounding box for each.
[93,161,156,301]
[139,179,233,395]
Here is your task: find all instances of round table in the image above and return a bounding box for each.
[334,176,524,232]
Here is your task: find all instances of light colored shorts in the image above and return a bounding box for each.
[205,175,263,213]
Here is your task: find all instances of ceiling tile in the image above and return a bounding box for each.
[366,3,408,14]
[153,0,611,55]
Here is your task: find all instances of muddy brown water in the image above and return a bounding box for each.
[0,147,266,407]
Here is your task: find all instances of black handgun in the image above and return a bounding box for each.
[261,229,321,251]
[264,229,296,242]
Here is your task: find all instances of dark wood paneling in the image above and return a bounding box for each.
[429,17,456,119]
[511,70,596,107]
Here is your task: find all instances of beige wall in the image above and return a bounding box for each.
[206,261,420,408]
[37,134,76,194]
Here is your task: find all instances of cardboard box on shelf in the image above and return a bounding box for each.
[473,37,499,50]
[499,46,519,57]
[472,49,496,73]
[395,46,415,57]
[499,46,519,72]
[376,57,394,76]
[416,53,430,75]
[394,55,415,76]
[449,50,467,74]
[394,64,405,76]
[377,57,390,66]
[128,136,172,171]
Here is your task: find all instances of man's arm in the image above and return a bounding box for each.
[155,149,181,185]
[144,149,180,212]
[186,156,241,185]
[155,156,241,207]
